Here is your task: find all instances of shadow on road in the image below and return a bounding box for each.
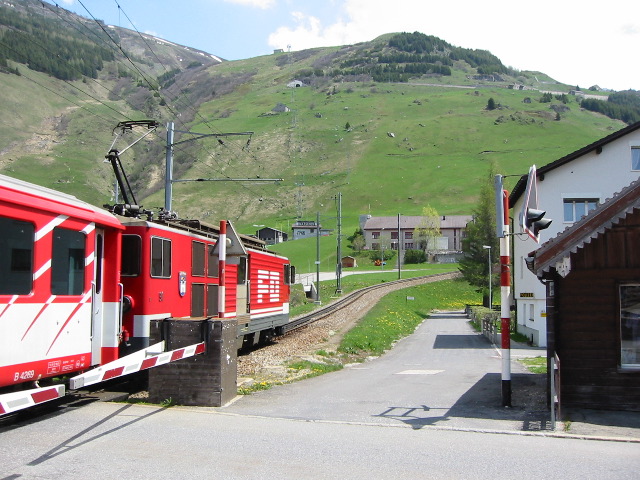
[376,373,550,431]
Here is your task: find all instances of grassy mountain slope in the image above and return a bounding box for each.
[148,46,622,236]
[0,2,626,242]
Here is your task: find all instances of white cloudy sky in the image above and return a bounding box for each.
[56,0,639,91]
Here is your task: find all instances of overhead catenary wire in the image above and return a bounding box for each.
[22,1,289,213]
[42,1,245,179]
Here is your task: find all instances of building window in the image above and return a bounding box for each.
[391,242,398,250]
[404,242,413,249]
[372,243,380,250]
[372,231,380,239]
[151,236,171,278]
[391,232,398,240]
[632,147,640,171]
[563,198,598,222]
[404,231,413,239]
[620,284,640,368]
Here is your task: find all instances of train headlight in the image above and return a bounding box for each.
[123,295,134,314]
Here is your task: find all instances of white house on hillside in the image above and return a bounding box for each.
[509,121,640,347]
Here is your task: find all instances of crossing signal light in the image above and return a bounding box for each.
[520,165,553,243]
[524,208,552,243]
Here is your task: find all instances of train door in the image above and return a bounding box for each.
[91,228,105,365]
[191,240,205,317]
[236,256,249,315]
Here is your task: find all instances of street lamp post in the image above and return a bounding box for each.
[397,213,402,280]
[482,245,492,309]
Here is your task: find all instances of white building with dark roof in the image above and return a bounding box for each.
[509,121,640,347]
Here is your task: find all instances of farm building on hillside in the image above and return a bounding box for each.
[255,227,288,245]
[341,256,357,268]
[530,178,640,411]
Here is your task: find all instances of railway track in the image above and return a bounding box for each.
[283,271,461,334]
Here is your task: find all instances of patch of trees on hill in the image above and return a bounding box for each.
[388,32,450,54]
[581,90,640,124]
[0,5,114,81]
[323,31,511,83]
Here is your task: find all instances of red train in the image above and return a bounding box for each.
[0,172,294,415]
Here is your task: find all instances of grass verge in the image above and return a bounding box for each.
[338,277,480,356]
[518,356,547,374]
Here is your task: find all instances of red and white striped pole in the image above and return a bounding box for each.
[499,187,512,407]
[218,220,227,318]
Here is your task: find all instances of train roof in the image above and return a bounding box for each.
[119,216,270,251]
[0,174,123,229]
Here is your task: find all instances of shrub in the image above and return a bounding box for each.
[369,249,397,262]
[404,249,426,264]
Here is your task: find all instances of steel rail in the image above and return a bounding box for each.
[282,271,460,334]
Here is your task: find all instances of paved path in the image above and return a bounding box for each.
[227,310,640,440]
[226,311,550,432]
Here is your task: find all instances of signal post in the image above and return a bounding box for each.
[495,166,552,408]
[495,175,511,407]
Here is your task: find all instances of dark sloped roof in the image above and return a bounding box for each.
[509,121,640,208]
[532,178,640,278]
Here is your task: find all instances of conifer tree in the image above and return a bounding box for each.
[459,164,499,307]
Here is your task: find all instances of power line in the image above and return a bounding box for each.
[0,28,131,123]
[24,1,287,215]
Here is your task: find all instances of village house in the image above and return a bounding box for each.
[291,220,332,240]
[360,215,472,261]
[509,121,640,347]
[530,178,640,411]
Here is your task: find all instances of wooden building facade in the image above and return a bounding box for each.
[531,179,640,411]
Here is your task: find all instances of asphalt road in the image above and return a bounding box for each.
[226,311,547,431]
[1,312,638,479]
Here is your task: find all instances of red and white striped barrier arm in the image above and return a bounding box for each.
[0,384,65,416]
[69,341,206,390]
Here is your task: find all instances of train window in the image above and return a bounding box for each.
[237,257,247,285]
[191,283,205,317]
[207,244,218,278]
[121,235,141,276]
[284,264,296,286]
[192,241,205,276]
[206,284,219,316]
[0,217,34,295]
[51,227,85,295]
[151,236,171,278]
[95,233,103,294]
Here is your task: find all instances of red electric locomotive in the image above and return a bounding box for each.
[0,169,294,415]
[117,216,294,355]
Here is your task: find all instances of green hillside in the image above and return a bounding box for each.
[0,1,628,245]
[148,50,622,236]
